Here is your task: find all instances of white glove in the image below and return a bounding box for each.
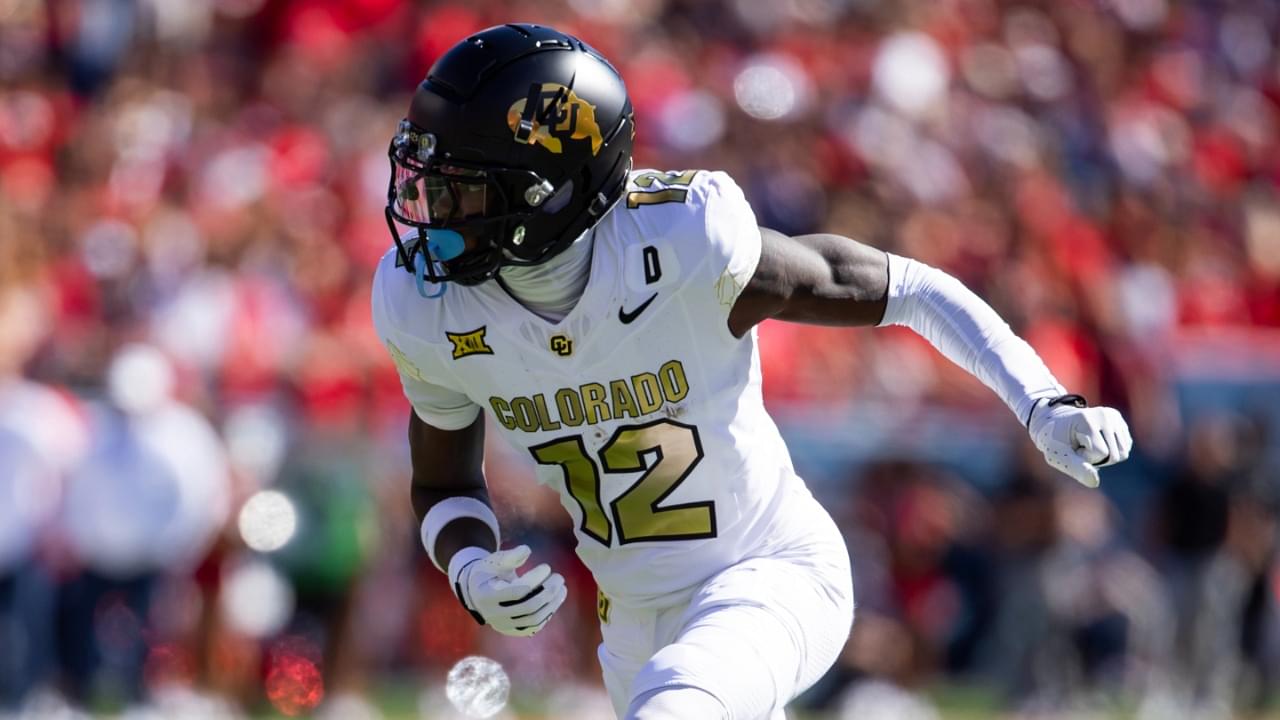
[448,545,567,637]
[1028,394,1133,488]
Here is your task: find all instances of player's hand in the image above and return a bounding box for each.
[452,545,567,637]
[1028,395,1133,488]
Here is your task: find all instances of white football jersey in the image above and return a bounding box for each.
[373,170,824,608]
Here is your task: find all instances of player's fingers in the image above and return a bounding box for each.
[1094,427,1121,467]
[1072,430,1108,466]
[506,588,565,628]
[478,576,538,604]
[502,588,564,637]
[1054,452,1099,488]
[514,562,553,589]
[1085,409,1114,461]
[1086,407,1111,444]
[1074,461,1101,488]
[1116,418,1134,460]
[1105,428,1128,464]
[488,545,531,572]
[498,573,564,615]
[513,584,567,634]
[501,591,553,619]
[1105,409,1132,463]
[488,565,555,607]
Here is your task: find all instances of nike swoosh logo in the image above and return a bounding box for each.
[618,293,658,324]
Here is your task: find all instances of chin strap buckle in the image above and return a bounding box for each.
[588,191,609,216]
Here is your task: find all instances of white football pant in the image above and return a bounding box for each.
[598,503,853,720]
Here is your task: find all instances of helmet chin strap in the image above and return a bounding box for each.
[413,229,467,299]
[413,253,444,299]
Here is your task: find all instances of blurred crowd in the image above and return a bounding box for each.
[2,0,1280,717]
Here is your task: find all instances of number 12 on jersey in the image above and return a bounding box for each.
[530,419,716,546]
[626,170,698,208]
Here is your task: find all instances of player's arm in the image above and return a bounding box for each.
[729,227,1133,487]
[410,410,567,636]
[727,227,890,332]
[372,260,565,637]
[372,259,563,635]
[409,411,494,562]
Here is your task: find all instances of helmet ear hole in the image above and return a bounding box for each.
[542,180,573,214]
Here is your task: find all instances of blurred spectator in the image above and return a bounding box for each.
[57,344,228,706]
[841,462,998,678]
[990,467,1169,713]
[0,285,88,708]
[1151,411,1277,714]
[268,432,379,701]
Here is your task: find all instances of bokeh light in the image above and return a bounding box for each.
[872,32,949,117]
[107,344,175,414]
[237,489,298,552]
[220,560,295,638]
[659,89,726,151]
[733,54,812,121]
[80,219,138,280]
[266,647,325,717]
[224,405,290,486]
[1109,0,1167,31]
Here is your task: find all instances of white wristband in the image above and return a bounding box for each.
[447,546,492,599]
[421,497,500,572]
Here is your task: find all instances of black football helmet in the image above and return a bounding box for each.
[386,23,635,286]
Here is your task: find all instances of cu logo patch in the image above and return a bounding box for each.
[549,334,573,357]
[506,83,604,157]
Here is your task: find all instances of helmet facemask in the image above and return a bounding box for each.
[384,120,561,286]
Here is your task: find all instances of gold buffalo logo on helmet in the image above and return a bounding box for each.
[507,83,603,156]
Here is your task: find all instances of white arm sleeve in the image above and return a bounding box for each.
[878,253,1065,425]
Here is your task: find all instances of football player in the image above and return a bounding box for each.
[372,23,1133,720]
